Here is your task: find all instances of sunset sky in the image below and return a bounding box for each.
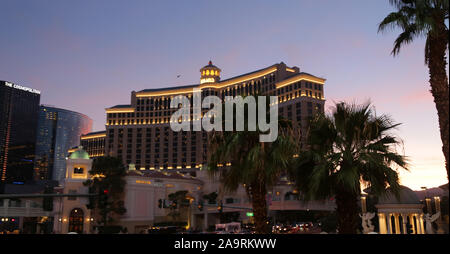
[1,0,448,190]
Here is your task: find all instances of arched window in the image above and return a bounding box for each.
[68,208,84,234]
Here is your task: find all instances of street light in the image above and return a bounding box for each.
[434,196,441,214]
[361,196,367,213]
[434,196,445,234]
[421,187,432,213]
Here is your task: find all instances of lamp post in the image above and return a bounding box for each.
[434,196,441,215]
[434,196,445,234]
[421,187,432,213]
[361,196,367,214]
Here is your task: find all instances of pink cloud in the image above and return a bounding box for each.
[400,88,433,106]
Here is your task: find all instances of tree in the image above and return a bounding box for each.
[208,96,299,233]
[83,156,127,231]
[166,190,191,222]
[378,0,449,182]
[202,191,218,204]
[289,102,407,234]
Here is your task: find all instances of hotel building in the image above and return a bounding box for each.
[104,61,325,172]
[0,80,41,189]
[80,131,106,158]
[34,106,92,183]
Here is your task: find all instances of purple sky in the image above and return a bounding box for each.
[1,0,448,190]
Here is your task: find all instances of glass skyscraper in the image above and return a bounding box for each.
[34,106,92,183]
[0,80,41,190]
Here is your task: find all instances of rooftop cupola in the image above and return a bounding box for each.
[200,60,221,84]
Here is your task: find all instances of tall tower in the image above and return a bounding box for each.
[0,80,40,188]
[34,105,92,182]
[200,61,221,84]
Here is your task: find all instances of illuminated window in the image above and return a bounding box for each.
[206,70,210,75]
[74,167,84,174]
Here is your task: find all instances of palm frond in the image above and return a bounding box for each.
[291,102,407,201]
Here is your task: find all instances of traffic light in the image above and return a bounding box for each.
[98,189,109,208]
[197,201,204,211]
[43,185,53,211]
[158,199,163,208]
[171,200,178,209]
[217,200,223,213]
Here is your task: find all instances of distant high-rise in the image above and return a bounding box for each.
[34,106,92,183]
[80,131,106,158]
[0,80,41,187]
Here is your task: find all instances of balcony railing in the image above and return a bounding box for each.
[0,199,51,217]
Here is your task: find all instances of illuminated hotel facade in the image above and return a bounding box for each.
[80,131,106,158]
[104,62,325,173]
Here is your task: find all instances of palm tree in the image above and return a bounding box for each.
[207,97,299,234]
[378,0,449,181]
[289,102,408,234]
[167,190,191,222]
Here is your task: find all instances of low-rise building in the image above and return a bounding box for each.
[52,147,94,234]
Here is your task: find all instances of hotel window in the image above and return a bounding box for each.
[307,102,313,115]
[74,167,84,174]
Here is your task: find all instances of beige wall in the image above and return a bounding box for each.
[53,157,93,234]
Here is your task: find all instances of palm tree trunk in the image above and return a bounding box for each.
[428,23,449,182]
[335,186,359,234]
[251,180,269,234]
